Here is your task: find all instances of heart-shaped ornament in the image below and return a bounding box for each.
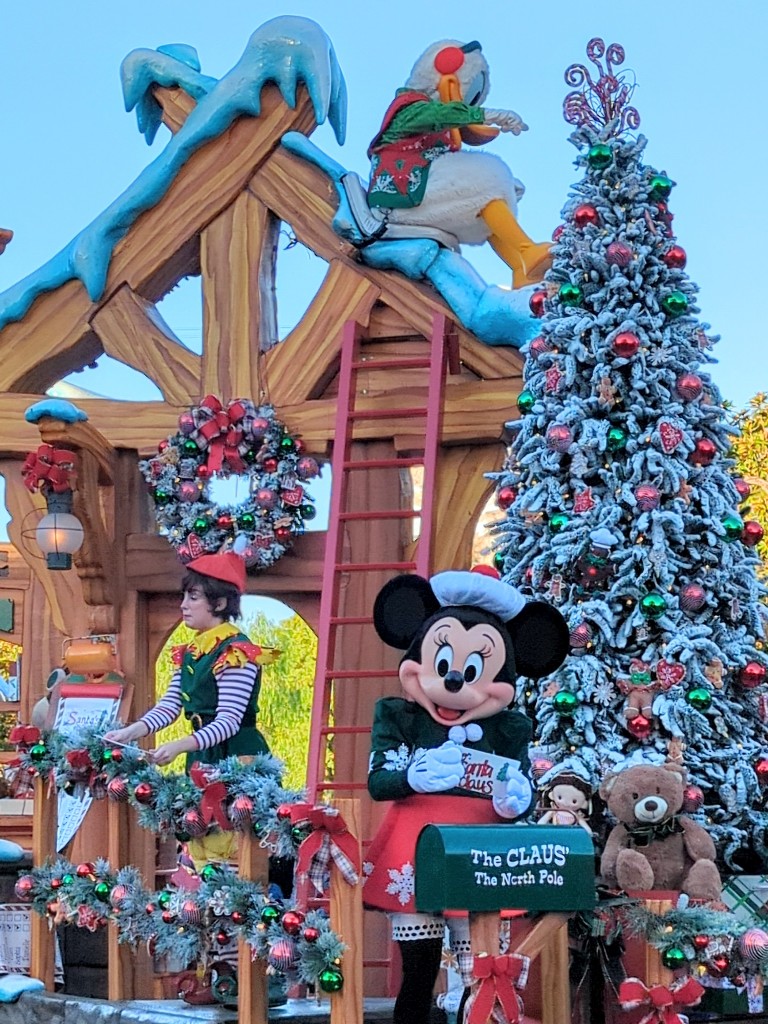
[656,659,686,689]
[659,421,684,454]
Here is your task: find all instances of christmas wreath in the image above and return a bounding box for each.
[140,396,320,570]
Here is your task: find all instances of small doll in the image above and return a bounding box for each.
[537,771,594,834]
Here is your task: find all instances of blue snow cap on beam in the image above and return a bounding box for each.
[0,17,347,331]
[25,399,88,424]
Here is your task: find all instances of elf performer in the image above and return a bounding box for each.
[366,567,569,1024]
[368,38,552,289]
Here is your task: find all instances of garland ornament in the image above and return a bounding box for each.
[140,396,321,571]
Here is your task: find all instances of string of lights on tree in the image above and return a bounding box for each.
[140,396,320,571]
[488,37,768,867]
[14,857,345,996]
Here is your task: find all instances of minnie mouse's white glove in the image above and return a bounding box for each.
[407,743,463,793]
[492,768,533,819]
[482,108,528,135]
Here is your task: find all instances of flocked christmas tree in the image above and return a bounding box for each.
[491,39,768,869]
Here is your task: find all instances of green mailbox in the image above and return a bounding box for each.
[415,824,595,914]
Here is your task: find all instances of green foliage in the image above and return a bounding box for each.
[153,613,316,787]
[731,393,768,573]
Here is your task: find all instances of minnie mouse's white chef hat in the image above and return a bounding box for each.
[431,566,526,621]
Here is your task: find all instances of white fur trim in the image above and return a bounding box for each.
[388,151,519,244]
[431,570,526,621]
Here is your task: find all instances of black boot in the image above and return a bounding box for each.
[394,938,443,1024]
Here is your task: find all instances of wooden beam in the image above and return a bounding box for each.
[330,799,363,1024]
[200,191,279,401]
[151,84,197,134]
[263,261,379,406]
[30,776,57,990]
[91,285,200,405]
[430,446,504,573]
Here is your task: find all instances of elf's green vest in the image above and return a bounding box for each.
[180,631,269,768]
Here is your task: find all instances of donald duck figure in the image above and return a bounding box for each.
[367,39,551,289]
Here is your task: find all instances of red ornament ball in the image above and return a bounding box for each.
[110,747,123,763]
[276,803,294,820]
[134,782,153,805]
[302,926,321,943]
[574,204,599,228]
[569,623,593,649]
[739,928,768,962]
[679,584,706,612]
[230,910,244,925]
[158,440,170,453]
[708,955,730,977]
[263,457,279,473]
[497,487,517,510]
[76,862,95,878]
[275,526,292,544]
[743,521,765,548]
[297,456,319,480]
[197,463,212,480]
[251,417,269,436]
[107,777,129,802]
[757,758,768,786]
[281,910,305,936]
[690,438,716,466]
[14,875,35,901]
[255,489,278,510]
[740,662,767,689]
[634,484,661,512]
[546,424,574,452]
[606,241,633,267]
[161,910,175,924]
[294,438,306,454]
[692,935,710,952]
[552,225,565,241]
[675,373,704,401]
[228,794,254,829]
[216,513,234,529]
[627,714,652,741]
[530,757,555,781]
[215,929,230,946]
[109,884,131,910]
[529,291,546,318]
[612,331,640,358]
[530,335,552,359]
[734,478,751,502]
[178,899,203,926]
[179,481,199,503]
[663,245,687,269]
[183,809,208,837]
[178,412,196,436]
[682,784,704,813]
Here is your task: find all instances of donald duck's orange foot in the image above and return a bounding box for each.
[511,241,552,290]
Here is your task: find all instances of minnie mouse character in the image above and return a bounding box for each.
[365,567,569,1024]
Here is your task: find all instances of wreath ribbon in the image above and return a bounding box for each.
[468,953,528,1024]
[193,396,250,474]
[189,763,233,832]
[619,977,705,1024]
[288,804,360,907]
[22,444,76,493]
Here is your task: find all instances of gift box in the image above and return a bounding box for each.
[720,874,768,927]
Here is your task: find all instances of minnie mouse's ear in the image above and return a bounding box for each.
[373,575,440,649]
[507,602,569,679]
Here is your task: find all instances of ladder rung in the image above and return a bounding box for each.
[349,407,427,421]
[315,781,369,791]
[325,669,399,679]
[342,457,424,470]
[329,615,374,625]
[339,510,420,521]
[320,726,372,735]
[363,960,392,968]
[336,561,416,572]
[351,357,431,370]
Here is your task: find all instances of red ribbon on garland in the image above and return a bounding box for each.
[189,763,233,832]
[193,395,249,474]
[619,977,705,1024]
[287,804,360,908]
[468,953,528,1024]
[9,725,40,747]
[21,444,76,494]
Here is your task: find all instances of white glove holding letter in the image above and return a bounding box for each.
[407,742,463,794]
[492,767,532,819]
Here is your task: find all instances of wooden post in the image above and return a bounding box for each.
[644,898,674,987]
[107,800,154,1000]
[30,775,56,988]
[238,829,269,1024]
[539,917,571,1024]
[330,799,363,1024]
[469,911,501,957]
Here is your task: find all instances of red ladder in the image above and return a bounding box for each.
[306,313,460,800]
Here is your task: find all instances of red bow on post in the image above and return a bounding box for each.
[288,804,360,910]
[193,396,249,474]
[619,977,705,1024]
[21,445,76,494]
[189,763,232,832]
[9,725,40,747]
[468,953,529,1024]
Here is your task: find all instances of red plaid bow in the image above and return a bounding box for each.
[468,953,529,1024]
[619,977,704,1024]
[189,763,232,832]
[193,395,250,474]
[288,804,360,908]
[9,725,40,747]
[22,444,76,494]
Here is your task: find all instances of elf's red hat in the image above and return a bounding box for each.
[186,553,246,594]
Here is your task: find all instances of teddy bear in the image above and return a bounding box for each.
[600,761,721,901]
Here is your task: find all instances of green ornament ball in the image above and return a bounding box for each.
[279,436,295,452]
[661,946,687,970]
[587,143,613,169]
[300,504,317,520]
[517,389,535,414]
[242,448,258,464]
[261,903,282,925]
[200,864,219,883]
[318,968,344,993]
[687,687,713,711]
[662,291,688,316]
[94,881,111,902]
[606,426,628,451]
[238,512,256,528]
[157,890,173,910]
[101,749,113,765]
[193,518,209,533]
[640,593,667,619]
[493,552,505,572]
[722,514,744,541]
[649,174,674,200]
[559,283,583,307]
[29,743,47,762]
[549,513,569,533]
[182,439,199,454]
[62,873,75,887]
[153,490,172,506]
[553,691,579,716]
